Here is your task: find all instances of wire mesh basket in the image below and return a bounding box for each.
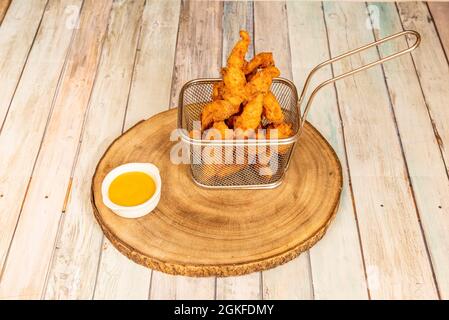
[177,30,421,189]
[178,78,300,189]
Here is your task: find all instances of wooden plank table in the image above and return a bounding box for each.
[0,0,448,300]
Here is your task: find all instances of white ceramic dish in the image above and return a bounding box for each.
[101,163,161,218]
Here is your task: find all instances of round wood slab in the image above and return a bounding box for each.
[91,109,342,277]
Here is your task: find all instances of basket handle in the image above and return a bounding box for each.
[298,30,421,132]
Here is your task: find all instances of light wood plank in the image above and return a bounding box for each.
[149,0,221,300]
[168,0,223,108]
[254,1,292,79]
[0,0,112,300]
[216,273,261,300]
[0,0,48,128]
[392,1,449,298]
[0,0,81,285]
[150,273,215,300]
[93,240,150,300]
[123,0,181,127]
[215,0,260,301]
[398,3,449,171]
[428,1,449,58]
[287,1,368,299]
[44,0,145,299]
[254,0,313,300]
[322,1,437,299]
[222,0,254,65]
[94,0,180,300]
[262,259,313,300]
[0,0,12,24]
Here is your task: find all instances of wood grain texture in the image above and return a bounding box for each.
[150,0,222,300]
[168,0,223,108]
[393,1,449,298]
[93,240,151,300]
[428,1,449,58]
[0,0,11,24]
[94,0,180,300]
[216,273,261,300]
[254,0,313,300]
[150,272,215,300]
[398,3,449,173]
[0,0,80,287]
[0,0,47,128]
[222,0,254,64]
[44,0,145,299]
[262,259,313,300]
[323,1,437,299]
[287,1,368,299]
[91,109,342,275]
[0,0,112,300]
[124,0,181,127]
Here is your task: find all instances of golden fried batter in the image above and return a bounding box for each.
[234,94,264,131]
[263,92,284,124]
[245,66,280,98]
[222,67,247,106]
[212,81,224,100]
[266,122,294,154]
[267,122,293,139]
[211,121,232,139]
[201,100,240,130]
[201,31,250,130]
[227,30,251,69]
[243,52,274,75]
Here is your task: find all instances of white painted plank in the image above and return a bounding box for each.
[375,1,449,299]
[150,272,215,300]
[94,0,180,300]
[428,2,449,58]
[322,1,437,299]
[93,240,151,300]
[0,0,112,300]
[0,0,81,287]
[397,2,449,170]
[254,0,313,300]
[222,0,254,65]
[216,273,261,300]
[262,259,313,300]
[287,1,368,300]
[44,0,145,299]
[168,0,223,108]
[0,0,47,127]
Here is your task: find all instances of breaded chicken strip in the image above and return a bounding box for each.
[202,31,250,129]
[266,122,293,139]
[245,66,280,98]
[243,52,274,75]
[234,94,264,131]
[201,100,240,130]
[212,81,224,100]
[211,121,232,139]
[263,92,284,124]
[227,30,251,69]
[222,67,246,106]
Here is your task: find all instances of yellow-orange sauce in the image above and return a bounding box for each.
[108,171,156,207]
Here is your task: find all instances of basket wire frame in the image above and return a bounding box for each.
[179,78,299,189]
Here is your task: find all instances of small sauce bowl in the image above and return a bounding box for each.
[101,163,161,218]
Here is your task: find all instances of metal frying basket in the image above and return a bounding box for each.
[177,30,421,189]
